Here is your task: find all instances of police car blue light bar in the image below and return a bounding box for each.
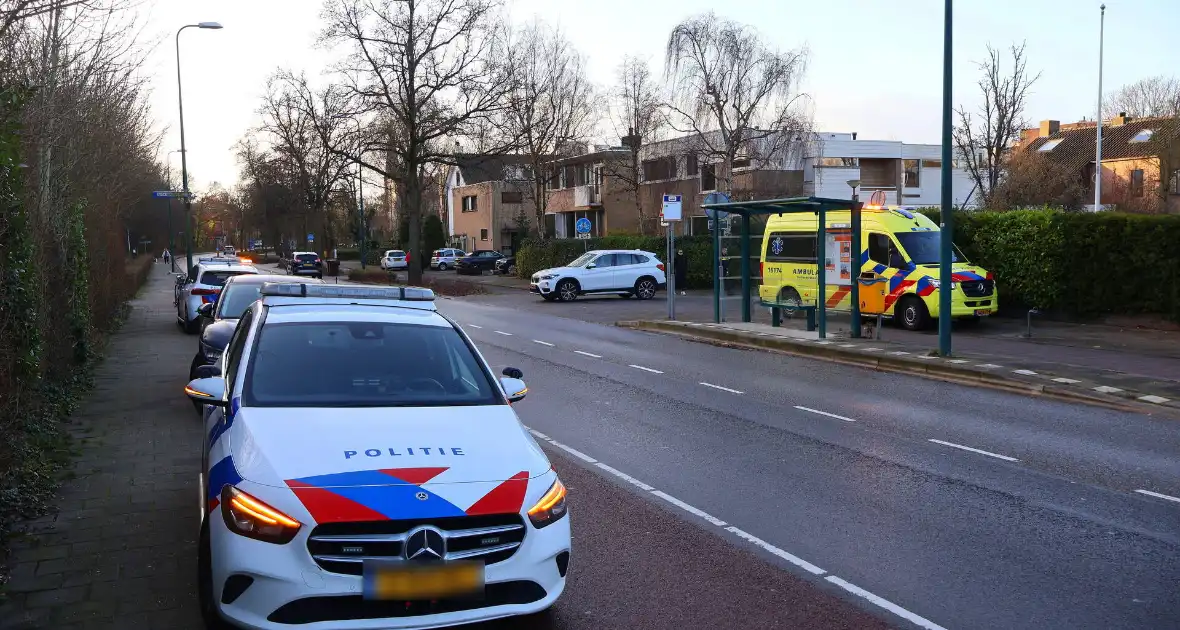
[259,282,435,302]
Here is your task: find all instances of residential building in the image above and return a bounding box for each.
[1022,114,1180,213]
[543,146,632,238]
[445,154,535,253]
[803,132,977,208]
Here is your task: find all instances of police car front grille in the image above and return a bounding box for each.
[306,514,526,576]
[961,279,994,298]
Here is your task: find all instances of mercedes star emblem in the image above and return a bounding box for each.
[403,526,446,560]
[415,491,428,501]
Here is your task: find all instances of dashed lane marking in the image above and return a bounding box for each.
[1013,369,1038,375]
[468,324,483,328]
[628,364,664,374]
[1093,385,1123,393]
[700,382,744,394]
[532,340,555,347]
[494,330,513,336]
[1139,395,1171,404]
[1135,489,1180,504]
[928,438,1019,462]
[794,406,856,422]
[574,350,602,358]
[1051,377,1081,384]
[976,363,1002,369]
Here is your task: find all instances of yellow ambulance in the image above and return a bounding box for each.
[758,206,997,330]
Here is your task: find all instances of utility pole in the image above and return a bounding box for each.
[175,22,222,270]
[938,0,954,357]
[1094,4,1106,211]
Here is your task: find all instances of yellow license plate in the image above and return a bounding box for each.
[363,561,484,600]
[974,309,991,316]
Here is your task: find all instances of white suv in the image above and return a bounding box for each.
[176,259,259,334]
[530,249,666,302]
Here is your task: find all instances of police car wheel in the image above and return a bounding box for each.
[198,519,233,629]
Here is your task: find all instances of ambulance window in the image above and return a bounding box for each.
[765,232,816,263]
[868,233,891,266]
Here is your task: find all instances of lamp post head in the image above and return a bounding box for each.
[846,179,861,190]
[198,22,223,29]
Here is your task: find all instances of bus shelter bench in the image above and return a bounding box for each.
[759,300,816,331]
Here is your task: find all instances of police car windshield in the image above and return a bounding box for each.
[568,252,595,267]
[895,232,966,265]
[244,321,501,408]
[216,284,263,319]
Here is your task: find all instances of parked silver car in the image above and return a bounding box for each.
[430,248,468,270]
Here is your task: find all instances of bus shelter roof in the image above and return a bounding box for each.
[700,196,859,216]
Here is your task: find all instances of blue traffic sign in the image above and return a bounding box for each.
[152,190,193,199]
[575,217,591,234]
[307,233,315,243]
[703,191,731,219]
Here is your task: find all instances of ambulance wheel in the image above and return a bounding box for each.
[898,296,931,331]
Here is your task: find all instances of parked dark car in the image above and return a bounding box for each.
[287,251,324,278]
[455,250,504,275]
[494,255,516,276]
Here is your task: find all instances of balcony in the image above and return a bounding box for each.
[574,184,601,208]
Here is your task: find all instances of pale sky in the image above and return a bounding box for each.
[140,0,1180,191]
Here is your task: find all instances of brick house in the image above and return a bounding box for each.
[1022,114,1180,213]
[445,155,536,254]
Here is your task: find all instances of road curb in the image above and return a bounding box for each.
[618,320,1178,419]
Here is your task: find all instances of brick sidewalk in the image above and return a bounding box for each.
[0,267,204,629]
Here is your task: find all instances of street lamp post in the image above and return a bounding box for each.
[166,149,182,272]
[847,179,862,338]
[1094,4,1106,211]
[938,0,954,356]
[176,21,222,271]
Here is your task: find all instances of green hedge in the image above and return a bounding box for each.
[515,235,717,289]
[919,208,1180,321]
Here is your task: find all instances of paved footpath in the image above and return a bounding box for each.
[0,266,889,630]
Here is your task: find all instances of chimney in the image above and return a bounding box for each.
[851,132,858,140]
[1039,120,1060,137]
[1112,112,1131,126]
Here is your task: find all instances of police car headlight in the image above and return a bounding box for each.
[527,479,567,529]
[220,486,302,544]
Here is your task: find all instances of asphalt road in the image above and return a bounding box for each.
[0,265,889,630]
[436,295,1180,630]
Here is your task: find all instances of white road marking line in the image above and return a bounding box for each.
[815,341,833,345]
[594,462,655,491]
[794,405,856,422]
[891,351,911,355]
[725,526,826,575]
[945,359,969,363]
[976,363,1002,369]
[528,429,549,440]
[494,330,513,336]
[699,382,743,394]
[544,439,597,463]
[1135,489,1180,504]
[651,490,727,526]
[574,350,602,358]
[1139,394,1171,404]
[1013,369,1038,375]
[862,347,882,352]
[928,438,1019,462]
[1093,385,1123,393]
[825,576,948,630]
[839,343,856,348]
[915,354,939,360]
[532,340,554,347]
[628,364,664,374]
[468,324,483,328]
[1051,377,1081,384]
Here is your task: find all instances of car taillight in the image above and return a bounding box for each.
[760,261,764,277]
[191,288,218,296]
[657,263,665,272]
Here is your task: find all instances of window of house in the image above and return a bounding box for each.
[903,159,921,188]
[732,156,752,169]
[1038,138,1063,152]
[642,156,676,181]
[817,157,859,167]
[700,163,717,191]
[1131,169,1145,197]
[501,191,523,204]
[686,153,698,176]
[1170,170,1180,195]
[1130,129,1155,143]
[461,195,478,212]
[924,159,942,169]
[480,228,488,241]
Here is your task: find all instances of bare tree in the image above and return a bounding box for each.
[501,20,596,238]
[953,42,1041,207]
[1107,75,1180,119]
[604,55,664,235]
[319,0,514,284]
[663,12,811,195]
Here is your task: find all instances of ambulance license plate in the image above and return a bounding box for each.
[974,309,991,316]
[362,560,484,600]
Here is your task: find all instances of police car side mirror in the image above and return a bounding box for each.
[502,367,523,379]
[185,377,227,407]
[501,377,527,403]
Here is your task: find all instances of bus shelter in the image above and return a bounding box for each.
[700,196,865,339]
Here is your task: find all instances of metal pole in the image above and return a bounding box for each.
[817,206,827,339]
[713,213,721,323]
[167,197,175,272]
[740,213,750,322]
[666,224,674,319]
[358,160,366,269]
[177,26,195,271]
[1094,4,1106,211]
[850,190,861,338]
[938,0,954,356]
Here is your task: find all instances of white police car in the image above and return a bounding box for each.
[186,283,570,629]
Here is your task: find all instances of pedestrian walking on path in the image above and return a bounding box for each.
[674,249,688,296]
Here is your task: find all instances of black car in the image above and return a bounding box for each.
[190,274,324,382]
[454,250,504,275]
[494,255,516,276]
[287,251,324,278]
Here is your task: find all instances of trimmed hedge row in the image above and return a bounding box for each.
[515,235,718,289]
[918,208,1180,321]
